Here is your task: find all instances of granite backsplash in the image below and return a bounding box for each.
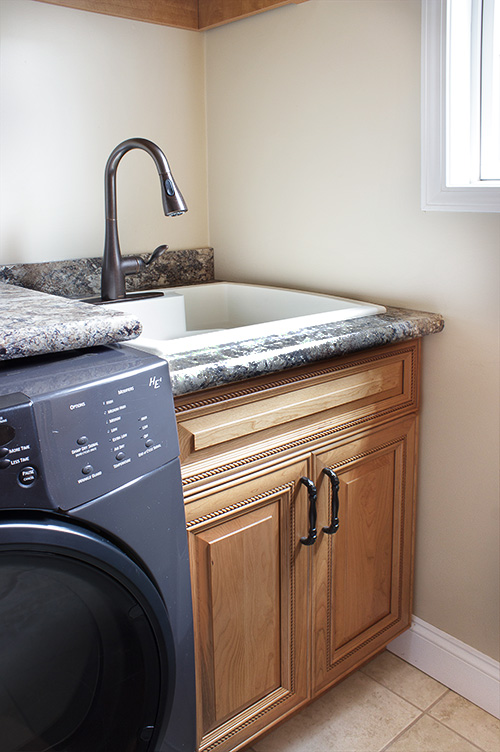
[0,248,214,299]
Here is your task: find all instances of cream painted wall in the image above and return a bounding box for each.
[0,0,208,263]
[205,1,500,660]
[0,0,498,663]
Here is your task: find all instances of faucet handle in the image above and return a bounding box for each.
[120,245,168,278]
[144,244,168,266]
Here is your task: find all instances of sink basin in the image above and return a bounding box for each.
[106,282,386,354]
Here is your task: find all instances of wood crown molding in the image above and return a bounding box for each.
[33,0,309,30]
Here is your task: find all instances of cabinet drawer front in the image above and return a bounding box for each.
[182,362,402,451]
[176,343,419,474]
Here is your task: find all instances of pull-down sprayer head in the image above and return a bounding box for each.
[161,174,187,217]
[155,156,188,219]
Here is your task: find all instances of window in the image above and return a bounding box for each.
[480,0,500,180]
[422,0,500,211]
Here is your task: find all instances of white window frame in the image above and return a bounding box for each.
[421,0,500,212]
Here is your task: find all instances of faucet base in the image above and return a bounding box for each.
[82,291,165,305]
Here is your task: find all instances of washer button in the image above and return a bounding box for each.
[0,447,9,458]
[115,451,126,461]
[0,458,11,470]
[19,466,37,486]
[77,436,88,446]
[82,464,93,475]
[145,439,154,448]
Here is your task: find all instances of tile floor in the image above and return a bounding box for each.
[245,651,500,752]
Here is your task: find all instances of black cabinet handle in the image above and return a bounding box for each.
[300,477,317,546]
[322,468,340,535]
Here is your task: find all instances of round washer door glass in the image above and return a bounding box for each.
[0,542,172,752]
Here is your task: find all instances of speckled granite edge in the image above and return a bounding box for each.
[0,283,142,360]
[165,307,445,396]
[0,248,214,298]
[0,266,445,392]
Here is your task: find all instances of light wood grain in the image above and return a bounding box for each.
[34,0,308,29]
[312,417,417,694]
[333,452,395,646]
[199,0,308,29]
[175,343,419,472]
[195,507,281,723]
[179,361,403,452]
[181,343,421,751]
[35,0,199,28]
[186,461,310,750]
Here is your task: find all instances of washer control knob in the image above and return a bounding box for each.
[0,424,15,446]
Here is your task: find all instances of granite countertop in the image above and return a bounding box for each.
[0,281,444,396]
[0,282,141,360]
[164,306,444,396]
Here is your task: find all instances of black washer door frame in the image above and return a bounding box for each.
[0,514,175,752]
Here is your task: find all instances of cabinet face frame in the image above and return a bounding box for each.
[185,460,310,752]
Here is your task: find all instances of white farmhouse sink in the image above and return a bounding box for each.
[107,282,385,355]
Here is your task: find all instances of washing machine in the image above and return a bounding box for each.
[0,345,196,752]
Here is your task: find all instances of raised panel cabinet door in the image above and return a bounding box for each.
[186,460,310,752]
[311,416,418,695]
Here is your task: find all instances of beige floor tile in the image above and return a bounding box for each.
[384,715,480,752]
[252,671,420,752]
[360,651,447,710]
[429,691,500,752]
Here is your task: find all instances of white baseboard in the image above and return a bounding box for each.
[387,616,500,719]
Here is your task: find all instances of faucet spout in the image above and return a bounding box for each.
[101,138,187,302]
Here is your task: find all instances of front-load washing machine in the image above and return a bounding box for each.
[0,345,196,751]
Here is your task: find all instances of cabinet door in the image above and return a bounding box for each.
[312,416,417,694]
[186,460,310,752]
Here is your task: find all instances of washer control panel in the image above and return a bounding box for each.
[0,348,179,511]
[0,393,47,507]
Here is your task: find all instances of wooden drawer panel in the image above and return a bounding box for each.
[180,361,402,452]
[175,342,420,478]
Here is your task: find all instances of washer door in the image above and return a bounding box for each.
[0,516,175,752]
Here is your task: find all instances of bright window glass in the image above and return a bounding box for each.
[480,0,500,180]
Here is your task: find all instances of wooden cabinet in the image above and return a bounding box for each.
[311,418,417,695]
[34,0,309,30]
[186,460,310,751]
[176,341,420,752]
